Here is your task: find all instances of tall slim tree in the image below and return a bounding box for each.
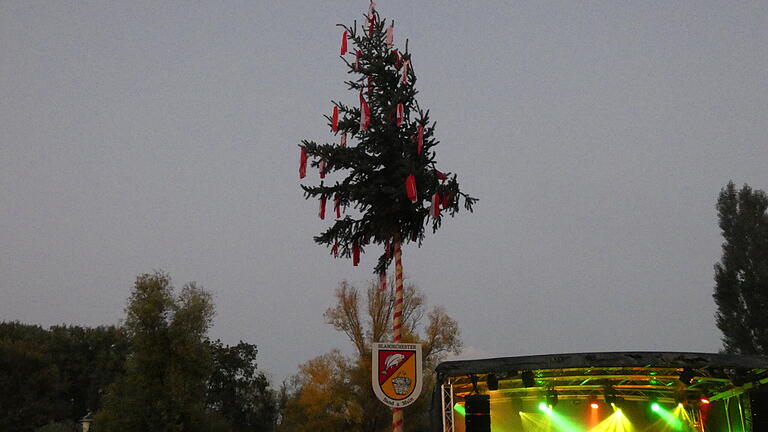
[713,181,768,354]
[96,272,215,432]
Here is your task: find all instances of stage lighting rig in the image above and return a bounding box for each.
[545,389,558,407]
[679,368,695,386]
[486,374,498,391]
[587,393,599,409]
[521,370,535,388]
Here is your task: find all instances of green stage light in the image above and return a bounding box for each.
[651,402,684,430]
[651,403,660,412]
[538,402,550,412]
[453,403,465,416]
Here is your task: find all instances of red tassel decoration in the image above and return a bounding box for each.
[332,242,339,258]
[331,106,339,132]
[395,104,404,126]
[319,197,326,220]
[443,192,454,207]
[340,132,347,147]
[436,169,447,181]
[431,193,441,218]
[385,25,393,46]
[334,198,341,219]
[340,31,348,55]
[392,49,401,68]
[379,271,387,291]
[353,243,360,266]
[416,125,424,154]
[385,239,391,259]
[405,174,417,203]
[319,160,326,179]
[359,91,370,131]
[299,147,307,179]
[354,50,361,71]
[401,59,410,84]
[368,2,376,36]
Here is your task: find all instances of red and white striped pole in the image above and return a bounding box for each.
[392,238,404,432]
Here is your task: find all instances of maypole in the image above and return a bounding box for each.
[298,2,476,430]
[392,238,404,432]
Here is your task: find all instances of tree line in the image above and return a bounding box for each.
[2,181,766,431]
[1,272,459,432]
[1,273,277,432]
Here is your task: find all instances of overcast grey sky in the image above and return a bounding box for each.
[2,1,766,382]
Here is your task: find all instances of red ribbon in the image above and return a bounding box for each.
[332,242,339,258]
[354,50,361,71]
[405,175,417,203]
[335,198,341,219]
[436,169,447,181]
[340,132,347,147]
[319,197,326,220]
[299,147,307,179]
[340,31,348,55]
[331,106,339,132]
[396,104,404,126]
[379,272,387,291]
[416,125,424,154]
[359,91,370,131]
[432,193,441,218]
[353,243,360,266]
[319,160,326,179]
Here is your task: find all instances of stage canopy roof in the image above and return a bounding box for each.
[435,351,768,403]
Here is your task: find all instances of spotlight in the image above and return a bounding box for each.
[545,389,558,407]
[487,374,498,391]
[521,370,535,388]
[651,402,661,412]
[588,392,599,409]
[679,368,695,386]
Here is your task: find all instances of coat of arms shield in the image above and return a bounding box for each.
[371,342,422,408]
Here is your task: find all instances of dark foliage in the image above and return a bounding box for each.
[207,340,277,431]
[299,6,476,274]
[713,181,768,354]
[0,322,128,432]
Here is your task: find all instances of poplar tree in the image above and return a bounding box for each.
[713,181,768,355]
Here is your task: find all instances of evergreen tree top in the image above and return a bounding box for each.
[299,5,477,274]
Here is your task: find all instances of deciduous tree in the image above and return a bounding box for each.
[207,340,277,431]
[279,279,461,432]
[96,272,215,432]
